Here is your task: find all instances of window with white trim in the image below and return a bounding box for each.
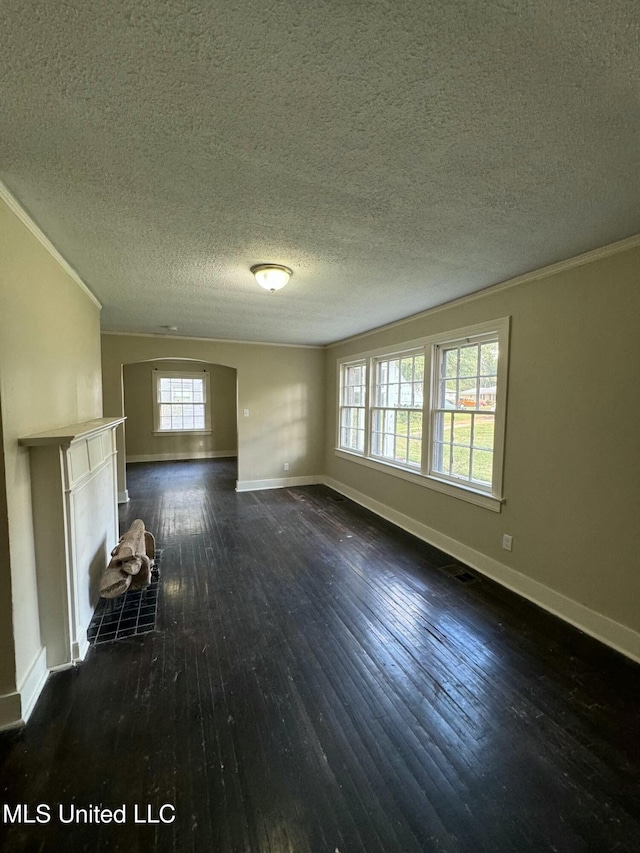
[153,370,211,433]
[431,334,498,488]
[336,318,509,510]
[371,351,424,468]
[339,361,366,453]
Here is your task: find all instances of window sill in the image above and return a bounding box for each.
[153,430,212,436]
[334,448,504,512]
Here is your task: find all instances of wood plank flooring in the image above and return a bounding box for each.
[1,459,638,852]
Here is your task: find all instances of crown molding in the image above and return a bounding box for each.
[100,330,323,349]
[328,232,640,349]
[0,180,101,310]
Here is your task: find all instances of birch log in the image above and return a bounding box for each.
[100,519,154,598]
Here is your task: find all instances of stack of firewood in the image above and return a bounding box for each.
[100,519,156,599]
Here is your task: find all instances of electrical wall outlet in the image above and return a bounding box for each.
[283,462,289,471]
[502,534,513,551]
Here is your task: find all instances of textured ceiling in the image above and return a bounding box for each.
[2,0,639,345]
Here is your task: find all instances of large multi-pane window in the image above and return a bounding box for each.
[336,318,509,509]
[339,361,367,453]
[431,335,498,487]
[154,371,211,433]
[371,351,424,468]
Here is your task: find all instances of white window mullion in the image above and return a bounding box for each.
[364,356,372,458]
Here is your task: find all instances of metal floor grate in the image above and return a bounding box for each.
[88,574,159,644]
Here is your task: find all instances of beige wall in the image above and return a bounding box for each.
[0,402,15,697]
[102,335,325,489]
[0,195,102,716]
[123,360,237,461]
[325,245,640,652]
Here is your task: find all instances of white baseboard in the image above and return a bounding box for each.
[48,662,76,673]
[72,636,90,664]
[0,691,22,732]
[118,489,129,504]
[0,647,48,731]
[19,647,49,723]
[236,475,322,492]
[323,476,640,664]
[127,451,237,463]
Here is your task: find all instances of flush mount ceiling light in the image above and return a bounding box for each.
[251,263,292,293]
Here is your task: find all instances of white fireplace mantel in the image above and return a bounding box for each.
[20,417,126,669]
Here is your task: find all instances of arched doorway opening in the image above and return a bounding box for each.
[119,357,238,499]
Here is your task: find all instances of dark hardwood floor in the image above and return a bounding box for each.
[1,459,638,852]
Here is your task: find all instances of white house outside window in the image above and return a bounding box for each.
[154,370,211,434]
